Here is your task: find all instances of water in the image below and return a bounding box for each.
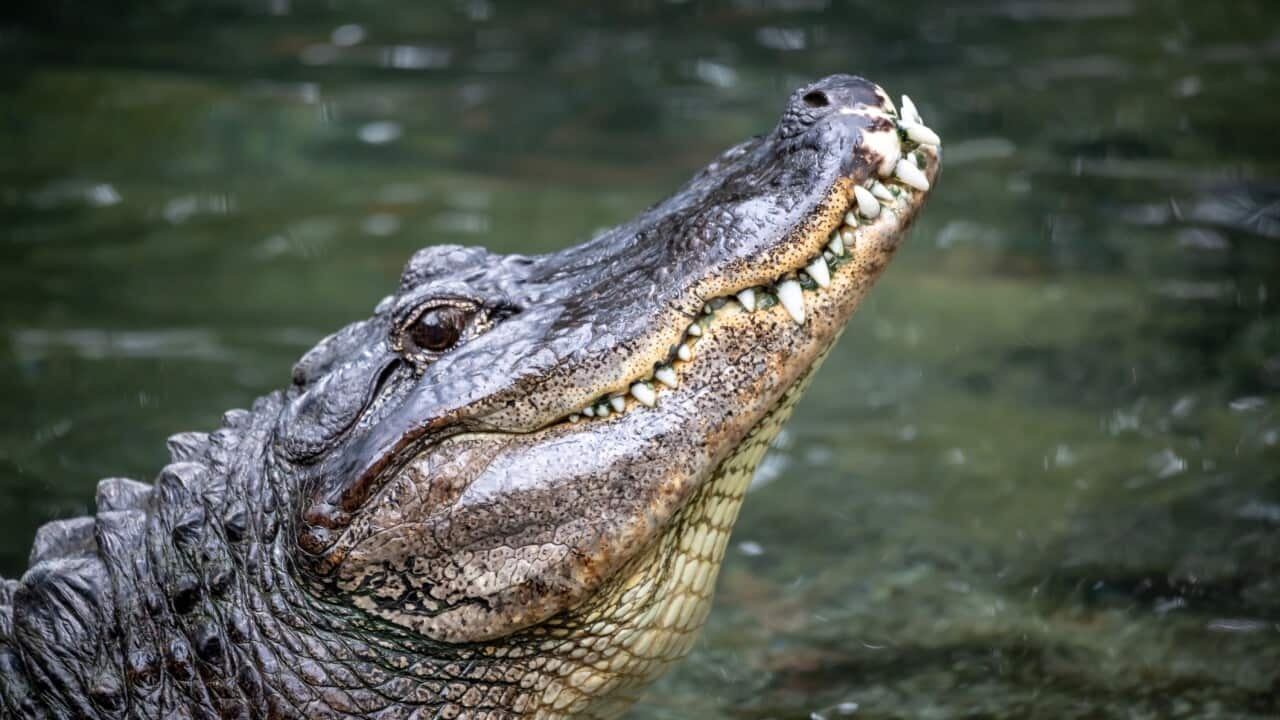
[2,1,1278,717]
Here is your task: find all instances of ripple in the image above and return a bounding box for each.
[11,328,231,363]
[358,121,403,145]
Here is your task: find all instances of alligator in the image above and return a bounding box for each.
[0,74,940,719]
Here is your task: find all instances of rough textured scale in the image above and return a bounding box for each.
[0,74,940,719]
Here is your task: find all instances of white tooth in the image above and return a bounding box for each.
[677,343,692,362]
[582,406,595,417]
[630,382,657,407]
[654,365,678,388]
[686,322,702,337]
[827,233,844,256]
[597,404,610,418]
[569,414,581,423]
[609,396,626,413]
[776,280,805,324]
[806,258,831,289]
[843,210,859,226]
[901,120,941,147]
[901,94,921,124]
[894,158,930,191]
[853,185,880,219]
[736,288,756,312]
[881,138,902,177]
[872,181,895,200]
[823,250,835,263]
[840,226,856,246]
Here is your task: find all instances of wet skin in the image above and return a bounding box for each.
[0,74,940,719]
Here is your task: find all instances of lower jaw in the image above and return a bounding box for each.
[526,350,835,719]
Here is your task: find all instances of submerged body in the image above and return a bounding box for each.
[0,75,939,719]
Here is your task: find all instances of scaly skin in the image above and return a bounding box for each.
[0,74,940,719]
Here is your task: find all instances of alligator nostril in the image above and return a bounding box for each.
[802,90,830,108]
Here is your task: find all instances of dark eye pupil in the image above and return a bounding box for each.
[408,307,468,352]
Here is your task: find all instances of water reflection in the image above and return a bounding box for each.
[1,0,1278,717]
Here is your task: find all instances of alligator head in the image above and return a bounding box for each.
[1,74,939,719]
[281,72,940,712]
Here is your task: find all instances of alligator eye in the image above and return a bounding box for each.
[393,300,490,365]
[409,306,469,352]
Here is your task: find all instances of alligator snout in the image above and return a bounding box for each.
[777,74,893,140]
[798,73,887,114]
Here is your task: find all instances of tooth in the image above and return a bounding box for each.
[609,396,626,413]
[901,94,921,124]
[860,126,902,177]
[827,233,845,256]
[569,414,581,423]
[839,226,856,246]
[894,158,930,191]
[736,288,756,311]
[776,280,804,324]
[654,365,678,388]
[853,185,880,219]
[880,138,902,177]
[582,406,595,417]
[686,322,702,337]
[872,181,895,201]
[806,258,830,289]
[677,343,692,362]
[823,250,835,263]
[901,120,941,147]
[843,210,859,226]
[630,382,657,407]
[597,404,610,418]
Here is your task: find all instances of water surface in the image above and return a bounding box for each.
[2,1,1278,717]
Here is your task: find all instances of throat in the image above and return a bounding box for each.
[514,346,834,719]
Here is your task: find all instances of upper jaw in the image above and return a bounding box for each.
[522,75,942,425]
[447,78,940,424]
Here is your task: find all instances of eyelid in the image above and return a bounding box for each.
[393,297,480,331]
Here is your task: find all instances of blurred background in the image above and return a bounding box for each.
[1,1,1278,717]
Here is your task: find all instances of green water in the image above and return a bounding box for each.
[2,1,1278,717]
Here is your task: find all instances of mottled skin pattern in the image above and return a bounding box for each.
[0,74,939,719]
